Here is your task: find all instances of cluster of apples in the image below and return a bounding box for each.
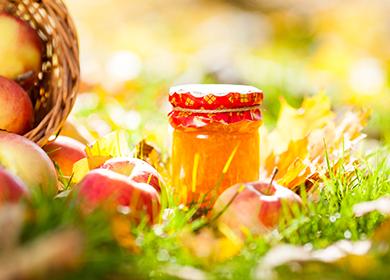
[0,12,44,134]
[0,130,163,222]
[0,131,301,234]
[0,128,301,235]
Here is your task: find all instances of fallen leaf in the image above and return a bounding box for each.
[255,240,373,279]
[162,264,208,280]
[0,204,24,251]
[264,93,334,157]
[72,130,132,183]
[180,227,243,263]
[353,196,390,217]
[134,140,162,169]
[261,92,369,191]
[264,138,313,189]
[312,240,371,262]
[0,229,84,279]
[372,218,390,245]
[86,129,131,155]
[72,158,91,183]
[60,118,95,145]
[111,214,140,253]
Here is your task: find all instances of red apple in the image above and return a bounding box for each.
[0,166,29,204]
[0,13,43,88]
[0,76,34,134]
[0,131,58,194]
[75,169,160,223]
[213,181,302,236]
[44,136,86,177]
[101,157,163,192]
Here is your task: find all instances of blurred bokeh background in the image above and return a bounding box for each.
[64,0,390,149]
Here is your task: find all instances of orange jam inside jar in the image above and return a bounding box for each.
[168,84,263,204]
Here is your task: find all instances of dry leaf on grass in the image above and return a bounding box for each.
[162,264,208,280]
[261,93,369,191]
[0,229,84,280]
[72,130,131,182]
[0,204,24,251]
[60,118,95,145]
[255,240,373,279]
[134,139,162,170]
[353,197,390,246]
[262,93,334,156]
[111,214,140,253]
[353,196,390,217]
[179,228,243,263]
[85,130,131,166]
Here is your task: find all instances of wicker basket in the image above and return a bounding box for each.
[0,0,80,146]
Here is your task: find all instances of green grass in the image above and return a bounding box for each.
[17,145,390,279]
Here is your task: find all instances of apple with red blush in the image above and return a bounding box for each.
[44,136,86,177]
[0,13,43,89]
[0,76,34,134]
[0,131,58,194]
[0,166,29,204]
[75,169,160,223]
[101,157,163,192]
[213,180,302,237]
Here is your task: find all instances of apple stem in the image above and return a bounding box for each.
[268,167,279,192]
[15,71,34,84]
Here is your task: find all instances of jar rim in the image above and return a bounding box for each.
[169,84,262,97]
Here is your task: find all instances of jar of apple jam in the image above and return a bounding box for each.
[168,84,263,204]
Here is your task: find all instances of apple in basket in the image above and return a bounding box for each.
[0,76,34,134]
[213,180,302,237]
[0,13,43,88]
[0,131,58,194]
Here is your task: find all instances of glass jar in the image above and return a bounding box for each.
[168,84,263,204]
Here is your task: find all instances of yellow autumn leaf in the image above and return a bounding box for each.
[277,158,313,190]
[86,130,131,168]
[308,109,370,165]
[180,227,243,264]
[212,237,242,263]
[86,130,132,159]
[263,137,312,190]
[261,93,369,191]
[72,158,90,183]
[134,140,162,169]
[336,254,378,277]
[266,93,334,156]
[71,130,132,183]
[111,214,140,253]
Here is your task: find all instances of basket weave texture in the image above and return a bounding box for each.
[1,0,80,146]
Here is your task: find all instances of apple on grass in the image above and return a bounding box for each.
[44,136,87,177]
[0,166,29,204]
[0,131,58,194]
[101,157,163,192]
[75,169,160,223]
[0,13,43,88]
[213,181,302,237]
[0,76,34,134]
